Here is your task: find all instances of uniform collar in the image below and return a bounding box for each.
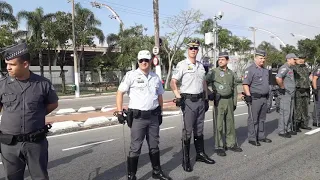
[136,68,152,79]
[186,58,199,67]
[253,62,264,69]
[218,66,229,72]
[8,71,37,84]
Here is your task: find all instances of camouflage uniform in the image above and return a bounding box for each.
[293,64,311,129]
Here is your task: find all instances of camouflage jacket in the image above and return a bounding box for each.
[293,64,310,97]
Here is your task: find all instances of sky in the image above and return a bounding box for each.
[7,0,320,50]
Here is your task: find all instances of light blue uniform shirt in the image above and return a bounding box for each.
[118,68,164,111]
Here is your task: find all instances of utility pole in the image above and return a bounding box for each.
[249,27,256,59]
[153,0,162,79]
[212,11,223,68]
[71,0,80,98]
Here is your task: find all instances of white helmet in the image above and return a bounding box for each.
[138,50,151,60]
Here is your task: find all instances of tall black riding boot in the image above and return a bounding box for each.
[149,151,172,180]
[182,138,193,172]
[194,135,215,164]
[127,156,139,180]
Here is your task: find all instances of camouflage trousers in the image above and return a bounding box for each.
[294,96,309,126]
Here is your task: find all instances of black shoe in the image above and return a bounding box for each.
[289,131,297,135]
[248,140,261,146]
[127,156,139,180]
[194,135,215,164]
[313,122,320,127]
[215,148,226,156]
[300,124,312,130]
[259,138,272,143]
[279,133,291,138]
[182,138,192,172]
[227,145,243,152]
[149,152,172,180]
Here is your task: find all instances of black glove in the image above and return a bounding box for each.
[175,98,184,107]
[204,100,209,112]
[214,93,221,107]
[234,106,237,111]
[244,96,252,103]
[208,93,215,101]
[117,113,126,124]
[278,88,286,95]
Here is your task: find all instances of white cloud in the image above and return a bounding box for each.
[188,0,320,51]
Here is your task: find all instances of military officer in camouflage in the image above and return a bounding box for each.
[206,52,242,156]
[293,54,312,131]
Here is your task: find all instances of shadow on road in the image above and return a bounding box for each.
[236,118,279,147]
[90,146,173,180]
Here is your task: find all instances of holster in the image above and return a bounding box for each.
[126,110,134,128]
[214,94,221,107]
[0,132,15,145]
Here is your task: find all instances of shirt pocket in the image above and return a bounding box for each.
[27,93,43,111]
[2,93,17,112]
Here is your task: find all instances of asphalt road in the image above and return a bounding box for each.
[1,103,320,180]
[56,91,176,110]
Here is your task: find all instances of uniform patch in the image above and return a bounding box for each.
[244,71,248,79]
[220,71,224,77]
[187,65,193,70]
[219,85,224,90]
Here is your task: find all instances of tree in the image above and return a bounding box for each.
[0,1,16,27]
[280,44,298,55]
[196,19,214,59]
[298,38,320,68]
[257,41,283,65]
[232,37,253,76]
[217,27,232,51]
[162,9,202,89]
[17,7,55,76]
[74,3,105,84]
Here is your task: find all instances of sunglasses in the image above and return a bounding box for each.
[189,47,199,51]
[138,59,150,63]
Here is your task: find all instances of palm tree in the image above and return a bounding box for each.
[17,7,55,76]
[0,1,16,26]
[74,3,105,84]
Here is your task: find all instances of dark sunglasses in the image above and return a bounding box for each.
[138,59,150,63]
[189,47,199,51]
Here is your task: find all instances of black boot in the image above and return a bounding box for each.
[194,135,215,164]
[127,156,139,180]
[149,152,172,180]
[182,138,192,172]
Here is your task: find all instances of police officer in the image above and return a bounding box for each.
[312,67,320,127]
[0,42,58,179]
[276,53,298,138]
[206,52,242,156]
[293,54,312,131]
[170,39,214,172]
[267,63,280,113]
[116,50,171,180]
[242,50,272,146]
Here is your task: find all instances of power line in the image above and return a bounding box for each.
[220,0,320,29]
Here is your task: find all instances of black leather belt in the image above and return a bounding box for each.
[181,93,204,100]
[129,106,161,119]
[220,94,233,99]
[251,93,268,98]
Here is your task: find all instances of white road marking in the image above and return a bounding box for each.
[160,127,175,131]
[62,139,116,151]
[305,128,320,135]
[48,109,248,139]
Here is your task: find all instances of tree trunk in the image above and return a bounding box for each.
[60,65,66,94]
[81,46,86,84]
[39,51,44,77]
[164,59,172,90]
[48,49,52,82]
